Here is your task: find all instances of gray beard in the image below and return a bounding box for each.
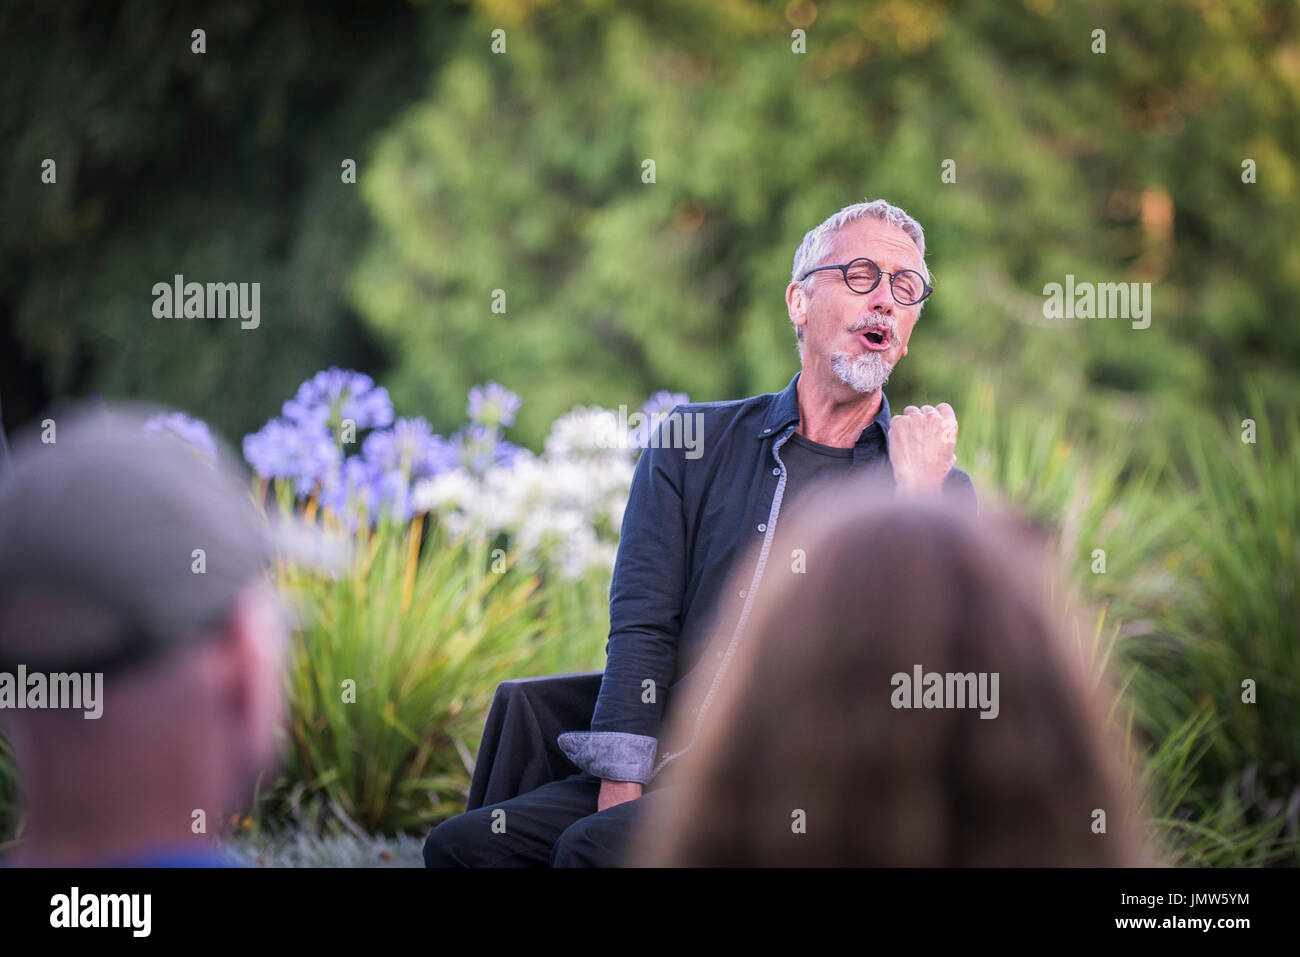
[830,349,893,394]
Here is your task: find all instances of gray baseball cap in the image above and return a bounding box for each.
[0,401,333,676]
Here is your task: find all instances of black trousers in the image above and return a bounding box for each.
[423,770,678,867]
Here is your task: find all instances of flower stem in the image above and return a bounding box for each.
[401,513,425,614]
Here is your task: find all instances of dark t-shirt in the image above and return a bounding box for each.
[779,430,857,511]
[765,431,860,575]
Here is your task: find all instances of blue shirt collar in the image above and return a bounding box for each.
[758,369,892,443]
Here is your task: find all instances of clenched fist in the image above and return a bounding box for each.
[888,402,958,497]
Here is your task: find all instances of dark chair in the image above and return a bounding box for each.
[465,671,603,812]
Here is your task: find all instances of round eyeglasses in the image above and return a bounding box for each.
[800,257,932,306]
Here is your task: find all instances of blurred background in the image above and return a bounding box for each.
[1,0,1297,865]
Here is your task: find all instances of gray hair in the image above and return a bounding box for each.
[791,199,931,356]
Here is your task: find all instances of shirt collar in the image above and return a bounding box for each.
[758,370,892,443]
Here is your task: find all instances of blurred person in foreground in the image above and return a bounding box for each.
[0,404,292,867]
[426,198,977,867]
[636,493,1154,867]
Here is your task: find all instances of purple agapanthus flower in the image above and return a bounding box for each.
[282,367,394,434]
[320,457,417,527]
[492,438,525,469]
[320,455,376,517]
[243,418,342,496]
[371,467,414,524]
[640,390,690,420]
[143,411,218,459]
[467,382,522,430]
[451,423,524,475]
[361,417,456,482]
[630,390,691,448]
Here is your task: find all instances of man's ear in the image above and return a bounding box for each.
[786,282,808,329]
[211,583,286,757]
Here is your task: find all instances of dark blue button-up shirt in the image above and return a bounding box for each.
[558,369,976,784]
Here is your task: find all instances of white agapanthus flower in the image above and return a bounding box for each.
[410,467,480,514]
[545,406,635,462]
[519,511,611,580]
[411,404,641,579]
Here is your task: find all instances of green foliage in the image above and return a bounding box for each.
[1119,395,1300,861]
[351,0,1300,451]
[1137,709,1294,866]
[0,389,1295,862]
[3,0,1298,863]
[1068,612,1289,866]
[0,0,454,439]
[957,376,1185,601]
[261,500,606,835]
[956,378,1299,864]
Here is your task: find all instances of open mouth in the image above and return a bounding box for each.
[859,327,892,352]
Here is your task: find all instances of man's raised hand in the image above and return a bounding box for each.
[888,402,958,497]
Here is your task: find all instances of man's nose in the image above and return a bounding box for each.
[864,284,894,315]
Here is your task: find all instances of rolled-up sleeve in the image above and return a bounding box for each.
[556,414,688,784]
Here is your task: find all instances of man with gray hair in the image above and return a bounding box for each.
[425,198,974,868]
[0,404,290,866]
